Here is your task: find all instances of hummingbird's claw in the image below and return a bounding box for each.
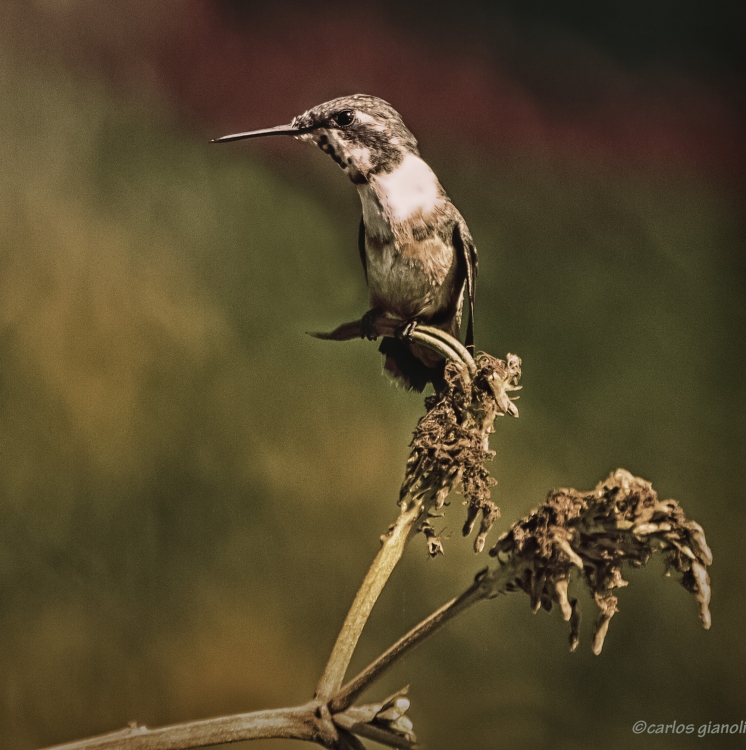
[397,320,419,342]
[361,308,384,341]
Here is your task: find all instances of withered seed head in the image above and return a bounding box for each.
[488,469,713,653]
[400,353,521,556]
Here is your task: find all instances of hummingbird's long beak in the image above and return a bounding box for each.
[211,123,316,143]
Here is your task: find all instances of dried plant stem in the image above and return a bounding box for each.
[315,322,478,701]
[37,314,713,750]
[42,703,339,750]
[40,326,490,750]
[330,564,520,713]
[315,497,424,701]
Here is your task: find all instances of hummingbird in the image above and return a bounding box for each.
[213,94,477,392]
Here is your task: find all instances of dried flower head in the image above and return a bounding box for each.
[399,352,521,555]
[488,469,712,653]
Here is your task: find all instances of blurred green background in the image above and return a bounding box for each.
[0,1,744,748]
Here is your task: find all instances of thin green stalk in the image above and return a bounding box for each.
[315,500,424,701]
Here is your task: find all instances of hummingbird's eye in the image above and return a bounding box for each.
[333,110,355,128]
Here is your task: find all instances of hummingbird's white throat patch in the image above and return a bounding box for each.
[373,153,442,223]
[347,145,374,172]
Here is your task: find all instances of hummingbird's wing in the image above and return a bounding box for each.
[452,221,478,353]
[358,216,368,284]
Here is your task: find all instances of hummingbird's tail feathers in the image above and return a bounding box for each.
[378,337,446,393]
[465,304,475,355]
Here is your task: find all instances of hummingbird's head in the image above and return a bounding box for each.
[213,95,419,184]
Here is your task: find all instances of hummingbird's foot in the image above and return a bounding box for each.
[397,320,419,342]
[360,307,384,341]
